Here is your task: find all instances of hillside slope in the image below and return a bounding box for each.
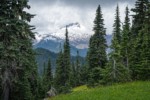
[49,81,150,100]
[35,48,86,75]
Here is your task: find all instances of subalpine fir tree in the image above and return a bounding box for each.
[121,6,131,72]
[0,0,38,99]
[54,27,71,93]
[54,50,65,93]
[45,58,53,89]
[103,5,130,84]
[133,1,150,80]
[70,62,77,87]
[130,0,149,80]
[80,64,88,85]
[87,5,107,86]
[43,62,46,76]
[75,50,81,86]
[41,59,53,98]
[62,27,71,92]
[17,72,33,100]
[0,1,16,99]
[131,0,148,37]
[40,61,46,97]
[36,76,45,99]
[113,4,121,44]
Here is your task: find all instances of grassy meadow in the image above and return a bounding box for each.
[49,81,150,100]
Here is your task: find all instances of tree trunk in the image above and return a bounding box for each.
[2,70,10,100]
[113,58,116,82]
[3,84,10,100]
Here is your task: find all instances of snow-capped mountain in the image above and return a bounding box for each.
[34,22,91,49]
[34,22,112,57]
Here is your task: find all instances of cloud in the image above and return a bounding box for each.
[29,0,136,7]
[28,0,136,35]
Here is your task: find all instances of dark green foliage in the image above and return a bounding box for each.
[87,5,107,86]
[36,77,46,99]
[75,51,81,86]
[35,48,86,76]
[63,27,71,88]
[44,59,53,91]
[70,51,82,87]
[37,58,53,99]
[102,57,130,85]
[121,6,130,67]
[80,64,88,85]
[131,1,150,80]
[113,5,121,44]
[70,62,77,87]
[54,27,72,93]
[54,50,65,93]
[139,1,150,80]
[16,72,33,100]
[35,48,58,75]
[0,0,38,99]
[131,0,148,37]
[120,6,131,77]
[46,58,53,89]
[130,0,149,80]
[103,5,130,84]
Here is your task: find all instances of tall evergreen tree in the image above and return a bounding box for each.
[121,6,131,72]
[54,27,71,93]
[113,4,121,44]
[54,50,65,93]
[131,0,148,37]
[0,0,38,99]
[80,64,88,85]
[130,0,149,80]
[132,1,150,80]
[45,58,53,89]
[36,76,45,99]
[103,5,130,84]
[62,27,71,91]
[40,59,53,98]
[87,5,107,86]
[75,50,81,86]
[70,62,77,87]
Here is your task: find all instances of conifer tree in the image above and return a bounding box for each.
[130,0,149,80]
[54,27,71,93]
[133,1,150,80]
[121,6,131,71]
[131,0,148,37]
[41,59,53,98]
[36,76,45,99]
[80,64,88,85]
[87,5,107,86]
[45,58,53,89]
[43,62,46,76]
[70,62,77,87]
[113,4,121,44]
[62,27,71,91]
[54,50,65,93]
[0,0,38,99]
[76,50,81,86]
[103,5,130,84]
[39,62,46,98]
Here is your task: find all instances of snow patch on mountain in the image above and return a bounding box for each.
[34,22,92,49]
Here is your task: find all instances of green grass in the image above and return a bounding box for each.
[72,85,88,92]
[49,81,150,100]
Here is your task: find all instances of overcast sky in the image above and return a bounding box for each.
[28,0,136,35]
